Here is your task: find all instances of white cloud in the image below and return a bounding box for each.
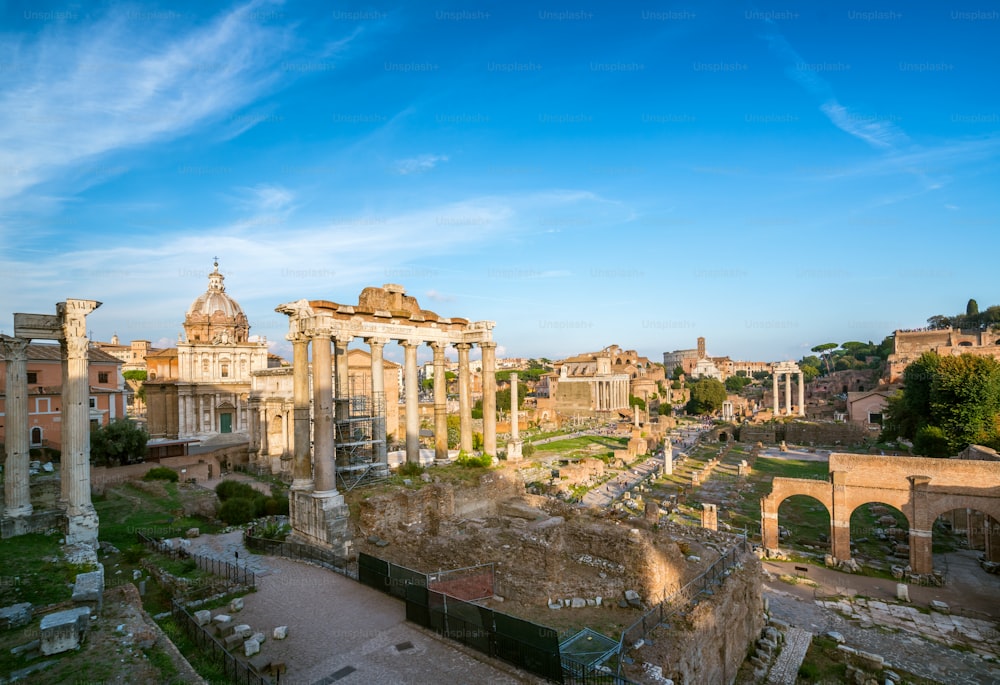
[0,0,292,207]
[394,153,449,175]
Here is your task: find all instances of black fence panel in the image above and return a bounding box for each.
[404,583,430,627]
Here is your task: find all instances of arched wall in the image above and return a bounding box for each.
[761,453,1000,573]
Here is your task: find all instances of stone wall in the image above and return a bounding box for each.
[784,420,867,446]
[622,553,764,685]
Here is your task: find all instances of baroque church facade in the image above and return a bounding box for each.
[146,263,271,441]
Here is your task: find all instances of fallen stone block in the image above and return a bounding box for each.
[230,597,244,612]
[72,568,105,614]
[223,634,244,651]
[233,624,253,639]
[0,603,33,630]
[825,631,845,643]
[186,527,200,538]
[930,600,950,614]
[194,610,212,626]
[244,638,260,657]
[273,625,288,640]
[251,631,266,644]
[40,607,90,656]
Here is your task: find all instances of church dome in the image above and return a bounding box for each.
[183,262,250,343]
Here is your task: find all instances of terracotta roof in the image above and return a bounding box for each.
[24,343,121,364]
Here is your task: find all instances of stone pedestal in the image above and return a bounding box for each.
[40,607,91,655]
[289,490,351,558]
[506,440,523,461]
[702,503,718,531]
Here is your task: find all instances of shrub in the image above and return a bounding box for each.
[262,497,289,516]
[456,452,492,468]
[218,497,257,526]
[143,467,179,482]
[397,461,424,477]
[122,544,146,564]
[215,480,259,501]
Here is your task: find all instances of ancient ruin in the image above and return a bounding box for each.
[770,360,805,417]
[2,300,102,552]
[275,285,496,553]
[762,452,1000,574]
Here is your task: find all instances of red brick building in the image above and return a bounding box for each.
[0,343,126,451]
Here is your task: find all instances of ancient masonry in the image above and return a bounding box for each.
[762,452,1000,574]
[770,360,805,417]
[276,285,496,553]
[1,300,102,551]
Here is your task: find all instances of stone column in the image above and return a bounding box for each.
[57,299,101,547]
[333,335,351,468]
[259,406,269,457]
[430,342,449,462]
[772,372,779,415]
[908,475,934,574]
[797,372,805,416]
[311,332,337,494]
[402,340,421,464]
[784,372,792,416]
[481,342,497,457]
[1,336,32,518]
[506,371,522,461]
[761,495,780,551]
[291,335,313,489]
[456,343,473,453]
[366,337,388,466]
[663,439,673,475]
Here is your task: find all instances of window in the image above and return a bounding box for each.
[35,398,51,413]
[98,372,109,383]
[89,397,97,409]
[202,359,209,374]
[869,413,883,425]
[221,363,229,378]
[27,372,38,384]
[30,427,42,446]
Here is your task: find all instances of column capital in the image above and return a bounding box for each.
[453,342,472,350]
[364,336,390,347]
[400,338,422,349]
[428,340,448,354]
[309,325,333,341]
[0,335,29,359]
[333,333,354,346]
[479,340,497,350]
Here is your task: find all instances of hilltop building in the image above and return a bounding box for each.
[888,327,1000,382]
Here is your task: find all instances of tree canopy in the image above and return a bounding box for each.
[685,378,727,415]
[881,352,1000,455]
[927,299,1000,331]
[90,419,149,466]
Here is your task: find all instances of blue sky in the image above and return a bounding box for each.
[1,0,999,366]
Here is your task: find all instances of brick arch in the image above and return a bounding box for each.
[762,453,1000,574]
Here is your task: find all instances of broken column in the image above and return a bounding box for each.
[702,503,718,531]
[0,336,32,518]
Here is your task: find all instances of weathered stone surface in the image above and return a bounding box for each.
[251,631,266,644]
[570,598,586,608]
[825,630,845,643]
[71,567,105,612]
[930,600,950,614]
[39,607,90,655]
[233,624,253,639]
[273,625,288,640]
[213,614,232,626]
[186,527,200,538]
[230,597,244,612]
[244,638,261,657]
[0,603,33,630]
[194,609,212,626]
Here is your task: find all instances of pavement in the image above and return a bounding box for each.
[185,531,539,684]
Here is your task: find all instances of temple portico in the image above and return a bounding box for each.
[771,360,805,417]
[276,285,497,553]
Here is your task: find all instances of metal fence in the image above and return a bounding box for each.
[170,599,268,685]
[137,531,255,590]
[427,562,495,601]
[617,539,751,676]
[244,526,356,579]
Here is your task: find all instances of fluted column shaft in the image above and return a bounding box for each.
[481,342,497,456]
[403,341,420,463]
[456,343,473,453]
[430,342,448,461]
[797,373,805,416]
[312,333,336,493]
[785,373,792,416]
[1,336,32,517]
[510,372,519,441]
[772,373,779,415]
[292,336,313,488]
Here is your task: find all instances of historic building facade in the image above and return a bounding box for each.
[887,327,1000,382]
[145,263,272,440]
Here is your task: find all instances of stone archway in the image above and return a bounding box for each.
[762,453,1000,574]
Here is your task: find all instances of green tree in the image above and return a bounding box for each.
[725,375,752,393]
[122,369,147,401]
[629,395,646,411]
[90,419,148,466]
[967,298,979,317]
[913,426,952,458]
[672,365,685,379]
[685,378,727,415]
[811,343,839,375]
[799,364,820,382]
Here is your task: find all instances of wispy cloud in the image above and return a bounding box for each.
[0,0,292,207]
[762,23,908,151]
[394,153,449,175]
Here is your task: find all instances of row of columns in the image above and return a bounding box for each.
[2,299,101,548]
[771,371,805,416]
[288,332,497,495]
[594,378,628,410]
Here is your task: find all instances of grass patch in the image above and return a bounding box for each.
[0,531,87,606]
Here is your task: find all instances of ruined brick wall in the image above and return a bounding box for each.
[739,425,775,443]
[784,421,866,445]
[623,552,764,685]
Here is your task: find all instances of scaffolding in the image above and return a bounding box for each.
[334,376,389,491]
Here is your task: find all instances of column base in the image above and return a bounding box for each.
[290,478,315,491]
[506,440,523,462]
[3,504,34,519]
[65,509,100,548]
[289,489,351,559]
